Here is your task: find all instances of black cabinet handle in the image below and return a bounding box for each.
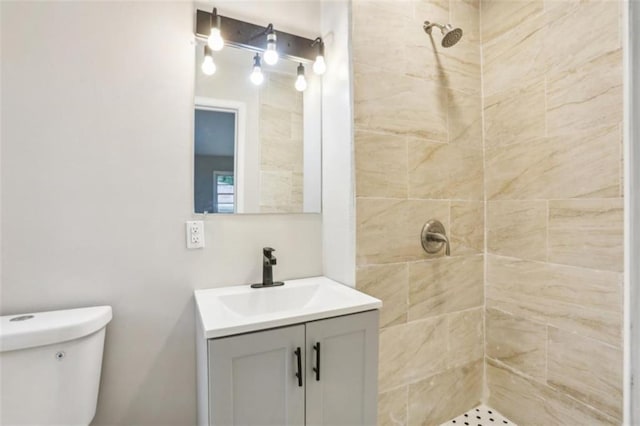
[294,347,302,387]
[313,342,321,381]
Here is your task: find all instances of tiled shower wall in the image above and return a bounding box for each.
[354,0,624,424]
[481,0,624,424]
[352,1,485,424]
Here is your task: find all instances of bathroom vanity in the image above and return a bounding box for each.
[194,277,382,426]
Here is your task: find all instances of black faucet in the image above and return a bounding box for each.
[251,247,285,288]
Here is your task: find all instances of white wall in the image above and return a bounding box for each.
[321,0,355,287]
[205,0,321,39]
[0,2,322,425]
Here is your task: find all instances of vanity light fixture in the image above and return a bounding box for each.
[311,37,326,75]
[195,9,327,77]
[201,46,216,76]
[250,53,264,86]
[207,8,225,51]
[263,26,279,66]
[294,63,307,92]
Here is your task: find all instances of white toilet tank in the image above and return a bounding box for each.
[0,306,112,425]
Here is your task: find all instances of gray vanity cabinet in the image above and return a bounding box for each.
[206,310,379,426]
[208,325,306,426]
[305,310,379,426]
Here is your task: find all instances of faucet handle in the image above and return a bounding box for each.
[420,220,451,256]
[263,247,276,257]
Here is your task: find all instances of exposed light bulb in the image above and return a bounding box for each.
[311,37,326,75]
[201,47,216,76]
[295,75,307,91]
[250,66,264,85]
[313,55,326,75]
[208,27,224,51]
[264,31,279,65]
[295,63,307,91]
[250,54,264,85]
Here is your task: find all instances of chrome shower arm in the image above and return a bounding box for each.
[423,21,451,34]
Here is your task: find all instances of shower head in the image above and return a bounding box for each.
[423,21,463,47]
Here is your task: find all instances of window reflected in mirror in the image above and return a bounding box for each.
[194,109,236,213]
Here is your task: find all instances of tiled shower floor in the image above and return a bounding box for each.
[440,405,516,426]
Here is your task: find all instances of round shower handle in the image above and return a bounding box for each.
[421,219,451,256]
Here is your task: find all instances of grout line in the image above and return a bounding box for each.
[484,252,622,273]
[478,0,489,405]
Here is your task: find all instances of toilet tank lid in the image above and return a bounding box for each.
[0,306,112,352]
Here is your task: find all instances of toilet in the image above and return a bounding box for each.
[0,306,112,425]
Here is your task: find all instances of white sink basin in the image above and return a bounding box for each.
[195,276,382,338]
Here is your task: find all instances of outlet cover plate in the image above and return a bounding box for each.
[186,221,205,249]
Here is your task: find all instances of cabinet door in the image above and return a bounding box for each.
[208,325,305,426]
[305,310,379,426]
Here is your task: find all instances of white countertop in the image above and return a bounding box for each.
[194,276,382,339]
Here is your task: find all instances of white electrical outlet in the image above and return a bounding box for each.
[186,221,205,249]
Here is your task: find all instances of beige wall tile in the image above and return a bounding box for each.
[354,63,448,141]
[547,49,623,137]
[482,13,545,97]
[479,0,624,419]
[544,0,621,75]
[379,323,410,392]
[352,1,410,74]
[378,317,448,392]
[486,308,546,380]
[447,308,484,369]
[483,80,545,148]
[549,198,624,230]
[357,198,406,265]
[355,130,408,198]
[450,201,484,255]
[405,317,449,384]
[291,112,303,142]
[261,73,303,112]
[357,263,408,329]
[544,383,619,426]
[260,171,291,207]
[480,0,543,43]
[260,137,303,172]
[488,290,622,348]
[414,0,450,29]
[486,359,547,425]
[487,200,547,261]
[408,360,482,426]
[408,139,483,200]
[547,327,623,420]
[448,90,482,147]
[261,104,292,140]
[450,0,480,42]
[487,359,617,425]
[291,171,303,208]
[408,254,483,320]
[548,199,624,272]
[405,16,481,96]
[378,387,408,426]
[356,199,450,265]
[486,254,622,345]
[486,125,621,200]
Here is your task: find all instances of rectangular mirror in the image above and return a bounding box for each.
[194,43,322,214]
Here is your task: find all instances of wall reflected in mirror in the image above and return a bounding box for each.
[194,45,321,214]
